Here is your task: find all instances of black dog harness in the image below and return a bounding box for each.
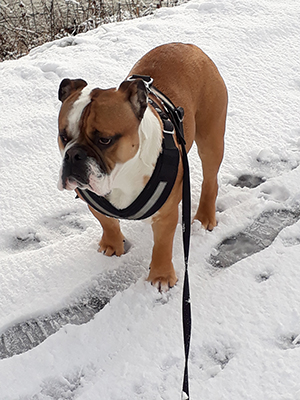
[77,77,182,221]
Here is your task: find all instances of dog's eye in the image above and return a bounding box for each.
[59,130,68,145]
[99,137,112,145]
[95,132,121,149]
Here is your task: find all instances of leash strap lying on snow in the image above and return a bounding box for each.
[130,76,192,399]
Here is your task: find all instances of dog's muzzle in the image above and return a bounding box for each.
[61,144,90,189]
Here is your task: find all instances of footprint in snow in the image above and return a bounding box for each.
[191,342,235,379]
[277,332,300,350]
[210,209,300,269]
[0,263,145,359]
[0,211,86,255]
[211,177,300,272]
[210,168,300,268]
[233,173,266,189]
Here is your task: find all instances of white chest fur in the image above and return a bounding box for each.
[108,106,163,209]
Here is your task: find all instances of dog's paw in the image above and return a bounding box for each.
[194,214,217,231]
[98,238,125,257]
[146,269,178,292]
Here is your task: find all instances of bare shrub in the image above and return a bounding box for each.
[0,0,183,61]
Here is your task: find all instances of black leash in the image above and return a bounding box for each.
[159,90,192,400]
[130,76,192,399]
[180,138,192,400]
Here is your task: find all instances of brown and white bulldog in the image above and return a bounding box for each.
[57,43,228,291]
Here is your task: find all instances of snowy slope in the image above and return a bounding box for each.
[1,0,300,398]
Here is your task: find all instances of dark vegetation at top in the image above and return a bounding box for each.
[0,0,184,61]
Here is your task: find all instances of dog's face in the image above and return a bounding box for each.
[57,78,148,196]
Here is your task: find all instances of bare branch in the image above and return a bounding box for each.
[0,0,186,61]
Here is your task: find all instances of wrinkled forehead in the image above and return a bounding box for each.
[64,85,93,139]
[60,86,124,137]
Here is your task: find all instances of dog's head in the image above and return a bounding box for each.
[57,78,148,196]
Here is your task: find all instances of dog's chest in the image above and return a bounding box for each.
[107,162,151,209]
[108,107,163,209]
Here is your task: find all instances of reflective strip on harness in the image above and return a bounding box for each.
[78,190,119,218]
[129,181,167,219]
[79,181,167,220]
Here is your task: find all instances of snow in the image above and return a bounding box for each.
[1,0,300,398]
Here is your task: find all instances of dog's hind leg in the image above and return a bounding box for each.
[194,108,227,230]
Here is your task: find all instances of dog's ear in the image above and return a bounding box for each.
[119,79,148,121]
[58,78,88,102]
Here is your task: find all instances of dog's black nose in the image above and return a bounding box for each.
[62,145,89,189]
[65,146,87,163]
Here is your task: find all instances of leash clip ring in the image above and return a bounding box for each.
[127,74,153,92]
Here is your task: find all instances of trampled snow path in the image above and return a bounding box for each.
[0,261,142,359]
[1,185,300,359]
[1,0,300,398]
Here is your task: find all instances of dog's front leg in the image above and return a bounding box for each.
[147,209,179,291]
[88,205,125,256]
[75,190,125,256]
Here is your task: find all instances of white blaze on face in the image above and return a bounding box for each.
[58,86,93,190]
[67,85,93,140]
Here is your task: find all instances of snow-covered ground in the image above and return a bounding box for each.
[1,0,300,398]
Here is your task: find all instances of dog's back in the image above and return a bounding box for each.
[129,43,228,152]
[130,43,228,230]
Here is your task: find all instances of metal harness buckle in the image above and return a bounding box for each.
[127,74,153,92]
